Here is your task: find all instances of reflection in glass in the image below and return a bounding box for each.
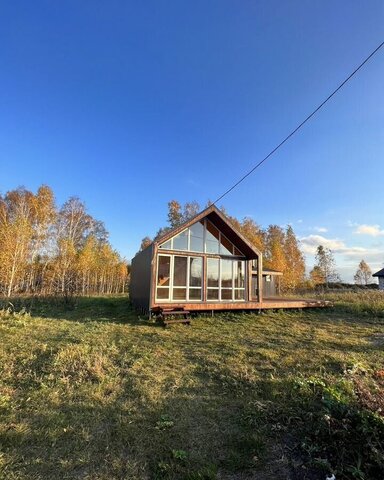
[221,260,232,288]
[220,234,233,255]
[173,288,187,300]
[157,256,170,286]
[205,220,220,254]
[235,290,245,300]
[234,261,245,288]
[189,288,201,300]
[189,221,204,252]
[158,219,245,257]
[172,229,188,250]
[221,289,232,300]
[156,288,169,299]
[189,257,202,287]
[159,239,172,250]
[173,256,187,286]
[207,258,219,287]
[207,289,219,300]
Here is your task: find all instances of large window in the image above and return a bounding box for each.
[159,219,244,257]
[206,259,246,301]
[156,255,202,301]
[156,256,246,303]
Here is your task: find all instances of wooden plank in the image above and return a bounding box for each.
[258,253,263,305]
[247,260,252,302]
[163,318,191,326]
[202,256,207,303]
[152,299,330,311]
[162,311,190,316]
[150,243,158,309]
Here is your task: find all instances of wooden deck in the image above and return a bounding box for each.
[152,298,330,312]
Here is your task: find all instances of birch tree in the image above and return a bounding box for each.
[354,260,372,285]
[314,245,339,287]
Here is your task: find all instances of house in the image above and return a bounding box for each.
[373,268,384,290]
[130,205,326,316]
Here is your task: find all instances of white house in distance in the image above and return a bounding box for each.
[373,268,384,291]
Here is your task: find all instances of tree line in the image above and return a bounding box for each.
[2,188,375,299]
[0,185,128,298]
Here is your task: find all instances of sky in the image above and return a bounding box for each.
[1,1,383,281]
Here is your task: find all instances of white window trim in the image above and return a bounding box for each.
[156,254,203,302]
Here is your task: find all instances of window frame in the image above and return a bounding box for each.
[155,254,203,302]
[158,219,245,257]
[206,258,246,302]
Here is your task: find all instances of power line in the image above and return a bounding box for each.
[213,40,384,205]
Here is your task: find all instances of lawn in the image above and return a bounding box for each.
[0,295,383,480]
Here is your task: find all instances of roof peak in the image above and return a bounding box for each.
[154,204,261,259]
[373,267,384,277]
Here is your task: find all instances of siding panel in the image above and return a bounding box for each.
[130,245,154,312]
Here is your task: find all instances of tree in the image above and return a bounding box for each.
[28,185,56,293]
[354,260,372,285]
[0,187,35,296]
[140,236,152,251]
[314,245,339,286]
[183,201,200,222]
[167,200,201,229]
[167,200,183,228]
[309,265,325,285]
[0,185,128,297]
[264,225,287,275]
[234,217,265,253]
[284,225,305,290]
[154,226,171,241]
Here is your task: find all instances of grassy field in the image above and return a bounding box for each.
[0,295,383,480]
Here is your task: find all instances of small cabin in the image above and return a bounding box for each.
[373,268,384,290]
[130,205,325,315]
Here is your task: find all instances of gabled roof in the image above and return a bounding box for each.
[373,268,384,277]
[155,204,261,259]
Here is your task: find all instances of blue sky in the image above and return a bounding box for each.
[1,1,383,281]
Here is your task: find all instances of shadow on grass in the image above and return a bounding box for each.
[4,364,382,480]
[0,364,290,479]
[1,295,157,327]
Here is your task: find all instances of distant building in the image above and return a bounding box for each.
[373,268,384,291]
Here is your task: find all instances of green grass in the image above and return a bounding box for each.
[0,295,383,479]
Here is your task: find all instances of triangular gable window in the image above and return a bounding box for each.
[159,219,244,257]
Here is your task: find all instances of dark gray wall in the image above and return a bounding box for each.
[129,245,153,311]
[262,275,277,298]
